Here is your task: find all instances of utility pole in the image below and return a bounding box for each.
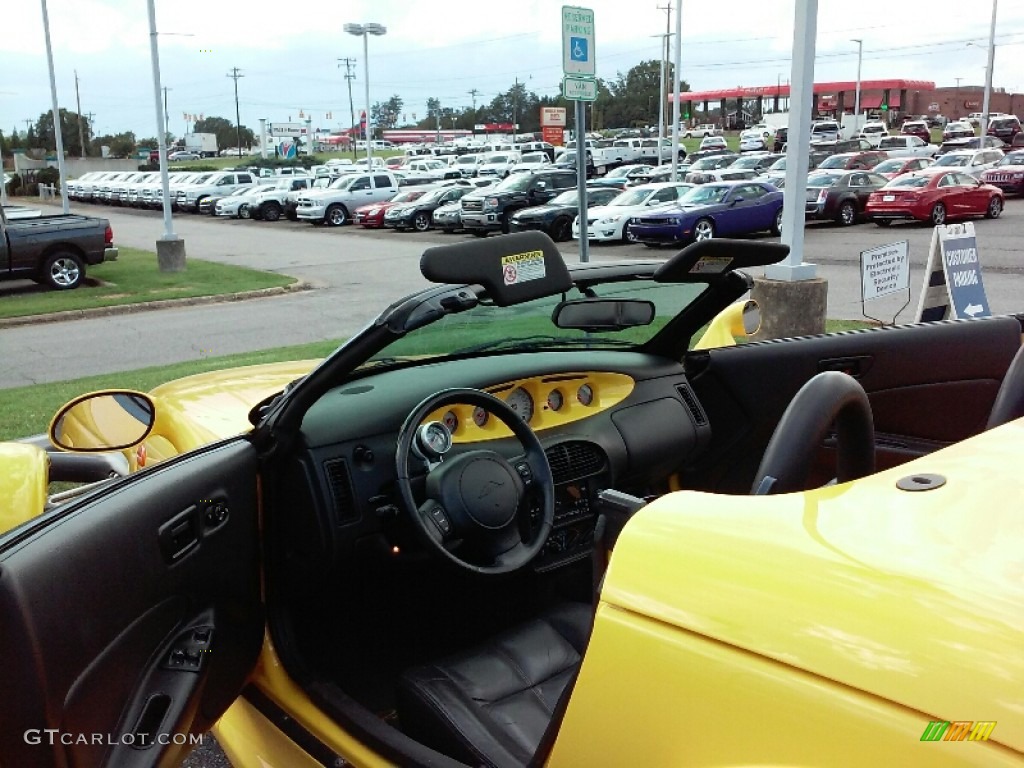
[468,88,479,111]
[227,67,244,159]
[954,77,963,119]
[24,119,33,148]
[512,77,518,140]
[74,70,87,158]
[656,2,673,166]
[162,86,171,143]
[339,57,357,159]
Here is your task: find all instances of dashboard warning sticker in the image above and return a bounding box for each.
[501,250,546,285]
[689,256,732,274]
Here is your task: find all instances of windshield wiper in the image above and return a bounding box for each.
[452,335,638,356]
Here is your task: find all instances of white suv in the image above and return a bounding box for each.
[683,124,722,139]
[295,172,400,226]
[177,171,258,212]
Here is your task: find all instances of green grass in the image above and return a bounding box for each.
[0,318,872,442]
[0,339,345,441]
[0,247,295,319]
[172,150,404,171]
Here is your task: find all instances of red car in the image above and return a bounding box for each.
[981,149,1024,195]
[354,188,429,227]
[901,120,931,143]
[813,150,888,171]
[871,156,934,180]
[865,170,1004,226]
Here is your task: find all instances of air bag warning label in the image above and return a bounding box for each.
[501,250,546,285]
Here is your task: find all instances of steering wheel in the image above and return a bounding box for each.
[395,388,555,575]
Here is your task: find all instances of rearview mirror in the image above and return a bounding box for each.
[50,391,156,452]
[552,299,655,331]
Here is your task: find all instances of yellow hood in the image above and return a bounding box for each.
[606,419,1024,753]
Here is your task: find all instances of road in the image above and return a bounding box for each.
[2,197,1023,390]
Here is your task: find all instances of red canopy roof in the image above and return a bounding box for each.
[674,80,933,102]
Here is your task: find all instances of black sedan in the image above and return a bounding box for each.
[804,170,890,225]
[383,186,472,232]
[507,186,621,241]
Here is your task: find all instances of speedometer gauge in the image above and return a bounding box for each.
[577,384,594,406]
[442,410,459,432]
[506,387,534,422]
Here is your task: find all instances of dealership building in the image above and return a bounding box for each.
[675,79,1024,123]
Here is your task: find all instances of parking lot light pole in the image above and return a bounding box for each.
[851,39,862,119]
[40,0,69,214]
[345,23,387,169]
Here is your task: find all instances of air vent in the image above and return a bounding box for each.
[323,459,358,525]
[545,441,606,484]
[676,384,708,426]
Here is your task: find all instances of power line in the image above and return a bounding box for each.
[227,67,244,158]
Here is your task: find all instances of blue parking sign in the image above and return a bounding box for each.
[942,235,990,319]
[570,36,588,62]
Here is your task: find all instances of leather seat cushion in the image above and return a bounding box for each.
[397,602,592,767]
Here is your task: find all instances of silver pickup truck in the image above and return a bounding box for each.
[0,205,118,290]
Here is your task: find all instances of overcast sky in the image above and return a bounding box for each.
[2,0,1022,140]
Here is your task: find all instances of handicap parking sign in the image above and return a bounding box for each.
[570,36,588,62]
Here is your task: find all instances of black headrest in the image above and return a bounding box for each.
[654,239,790,282]
[420,231,572,306]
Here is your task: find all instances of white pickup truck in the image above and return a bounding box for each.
[295,171,400,226]
[877,135,939,158]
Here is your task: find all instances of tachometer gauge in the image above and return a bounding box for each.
[442,410,459,432]
[506,387,534,422]
[472,407,490,427]
[416,421,452,458]
[547,389,564,412]
[577,384,594,406]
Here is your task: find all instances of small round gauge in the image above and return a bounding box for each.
[506,387,535,422]
[472,406,490,427]
[416,421,452,457]
[442,410,459,432]
[577,383,594,406]
[547,389,564,412]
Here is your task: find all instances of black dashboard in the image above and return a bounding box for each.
[287,350,711,573]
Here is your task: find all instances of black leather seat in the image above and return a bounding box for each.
[397,602,592,767]
[987,345,1024,429]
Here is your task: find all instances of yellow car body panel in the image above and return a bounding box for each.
[0,443,47,529]
[551,419,1024,763]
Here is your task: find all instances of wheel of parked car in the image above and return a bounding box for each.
[472,230,489,237]
[412,212,432,232]
[985,197,1003,219]
[262,202,282,222]
[692,218,715,242]
[326,204,349,227]
[771,208,783,236]
[549,217,572,242]
[41,250,85,290]
[836,201,857,227]
[239,204,251,219]
[194,196,208,213]
[930,203,946,226]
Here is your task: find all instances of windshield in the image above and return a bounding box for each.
[997,152,1024,166]
[730,156,763,169]
[886,175,930,188]
[549,190,579,205]
[485,154,510,164]
[391,189,428,203]
[691,156,728,170]
[873,159,905,174]
[493,173,535,192]
[768,157,787,171]
[608,187,658,206]
[933,154,970,167]
[680,185,728,204]
[807,173,842,187]
[361,278,708,367]
[817,156,850,169]
[521,153,546,163]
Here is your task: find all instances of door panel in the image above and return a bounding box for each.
[681,316,1021,494]
[0,439,263,768]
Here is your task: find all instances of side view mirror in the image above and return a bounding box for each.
[50,391,156,452]
[731,197,745,205]
[693,299,761,350]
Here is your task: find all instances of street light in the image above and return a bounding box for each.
[850,38,862,120]
[344,22,386,169]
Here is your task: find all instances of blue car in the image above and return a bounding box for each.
[627,181,784,247]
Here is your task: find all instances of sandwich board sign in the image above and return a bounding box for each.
[915,222,991,322]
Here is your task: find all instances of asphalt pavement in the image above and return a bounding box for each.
[3,197,1024,390]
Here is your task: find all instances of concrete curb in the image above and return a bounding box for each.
[0,280,315,329]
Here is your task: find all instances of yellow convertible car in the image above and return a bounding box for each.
[0,233,1020,767]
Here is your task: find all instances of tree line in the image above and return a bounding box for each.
[0,59,689,157]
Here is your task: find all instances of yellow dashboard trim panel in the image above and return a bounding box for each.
[424,371,635,441]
